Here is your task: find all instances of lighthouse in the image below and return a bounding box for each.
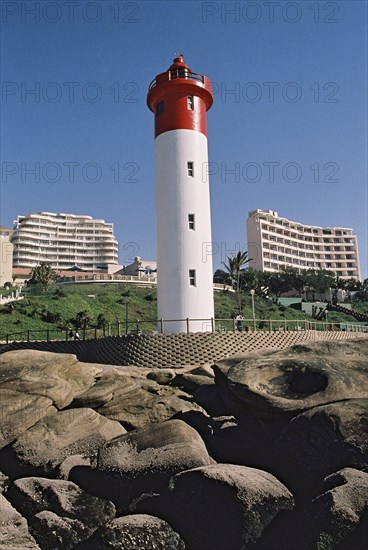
[147,55,214,333]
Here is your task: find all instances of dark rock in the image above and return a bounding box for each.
[0,493,40,549]
[203,423,269,468]
[28,511,91,550]
[0,470,9,493]
[78,514,186,549]
[293,468,368,550]
[135,464,294,550]
[172,410,214,437]
[70,419,214,512]
[6,476,116,522]
[276,398,368,500]
[214,339,368,432]
[0,408,125,478]
[192,384,232,417]
[0,350,101,409]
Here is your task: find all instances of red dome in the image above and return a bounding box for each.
[147,55,213,114]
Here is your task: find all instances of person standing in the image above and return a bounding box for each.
[235,314,243,331]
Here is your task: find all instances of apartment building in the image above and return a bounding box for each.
[11,212,118,271]
[247,209,360,280]
[0,226,14,286]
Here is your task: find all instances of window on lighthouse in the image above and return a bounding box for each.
[156,101,164,117]
[188,214,195,230]
[187,162,194,177]
[189,269,196,286]
[187,96,194,110]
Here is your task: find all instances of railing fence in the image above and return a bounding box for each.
[1,317,367,344]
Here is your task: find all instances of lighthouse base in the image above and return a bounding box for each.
[157,318,214,334]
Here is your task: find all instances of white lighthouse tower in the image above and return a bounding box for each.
[147,55,214,333]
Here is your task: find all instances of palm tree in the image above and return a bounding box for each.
[223,251,252,311]
[28,262,57,290]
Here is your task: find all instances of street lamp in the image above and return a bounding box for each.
[250,289,256,331]
[124,298,129,335]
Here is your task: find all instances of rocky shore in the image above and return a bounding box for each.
[0,339,367,549]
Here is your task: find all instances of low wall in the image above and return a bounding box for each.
[1,330,367,368]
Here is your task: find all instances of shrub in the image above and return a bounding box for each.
[41,311,61,323]
[53,287,67,298]
[96,313,107,328]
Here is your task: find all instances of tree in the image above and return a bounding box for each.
[96,313,107,328]
[331,276,346,304]
[344,278,360,301]
[222,251,252,311]
[28,263,57,290]
[355,278,368,302]
[213,269,231,286]
[305,269,335,301]
[73,310,91,329]
[239,268,264,294]
[267,272,288,298]
[280,267,306,297]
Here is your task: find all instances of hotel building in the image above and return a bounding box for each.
[247,209,360,280]
[11,212,118,271]
[0,226,14,286]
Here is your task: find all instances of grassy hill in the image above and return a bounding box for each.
[0,282,365,339]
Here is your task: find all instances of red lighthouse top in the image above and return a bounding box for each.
[147,55,213,138]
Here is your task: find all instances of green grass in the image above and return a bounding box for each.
[0,282,365,339]
[0,283,157,338]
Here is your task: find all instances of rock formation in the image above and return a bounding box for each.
[0,339,367,549]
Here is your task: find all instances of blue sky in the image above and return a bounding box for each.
[1,0,367,277]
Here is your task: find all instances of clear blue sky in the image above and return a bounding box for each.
[1,0,367,277]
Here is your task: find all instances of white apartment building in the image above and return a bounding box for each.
[247,209,360,280]
[0,226,14,286]
[11,212,119,271]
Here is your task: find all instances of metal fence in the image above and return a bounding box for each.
[1,317,367,344]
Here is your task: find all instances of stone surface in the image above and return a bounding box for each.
[78,514,186,549]
[6,477,115,528]
[292,468,368,550]
[276,398,368,498]
[95,375,204,430]
[0,493,40,549]
[146,369,176,385]
[135,464,294,550]
[56,454,92,480]
[28,511,91,550]
[192,384,232,417]
[70,369,129,409]
[188,364,215,378]
[0,350,102,409]
[171,373,214,393]
[0,408,125,477]
[0,470,10,493]
[0,341,366,547]
[70,419,214,511]
[0,389,56,449]
[214,339,368,431]
[71,368,204,430]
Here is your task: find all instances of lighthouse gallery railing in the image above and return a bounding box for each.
[148,69,205,91]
